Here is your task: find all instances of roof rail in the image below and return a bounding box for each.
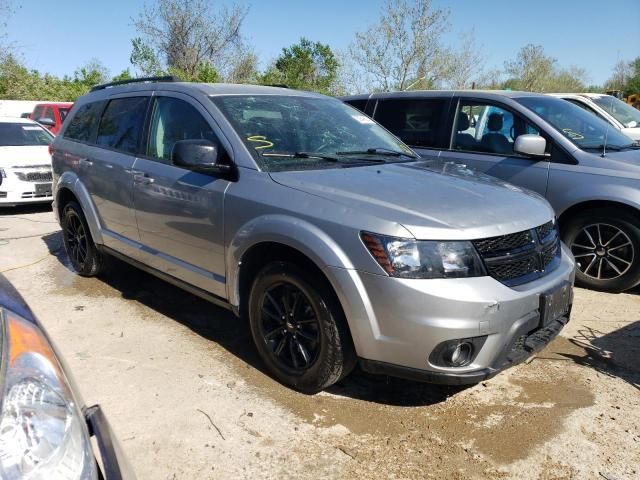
[90,75,180,92]
[266,84,289,89]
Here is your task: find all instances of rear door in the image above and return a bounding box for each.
[371,96,452,158]
[131,93,231,297]
[439,98,551,196]
[87,94,150,245]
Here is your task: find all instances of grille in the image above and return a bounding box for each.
[473,221,561,286]
[536,221,555,242]
[473,230,533,254]
[0,192,6,198]
[15,171,53,182]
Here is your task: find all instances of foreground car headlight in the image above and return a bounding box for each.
[0,308,98,480]
[361,232,486,279]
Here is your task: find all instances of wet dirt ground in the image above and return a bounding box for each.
[1,206,639,479]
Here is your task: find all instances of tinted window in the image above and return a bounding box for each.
[64,101,105,143]
[43,107,55,121]
[147,97,220,162]
[96,97,148,154]
[0,123,53,146]
[374,98,447,148]
[345,99,368,113]
[453,101,541,155]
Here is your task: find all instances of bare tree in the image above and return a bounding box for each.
[605,59,634,91]
[504,44,556,92]
[348,0,449,92]
[132,0,249,78]
[438,31,484,89]
[0,0,16,58]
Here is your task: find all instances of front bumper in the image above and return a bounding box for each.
[84,405,136,479]
[326,244,576,383]
[0,177,53,206]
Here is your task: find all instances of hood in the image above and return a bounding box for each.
[585,148,640,179]
[0,145,52,168]
[269,160,555,240]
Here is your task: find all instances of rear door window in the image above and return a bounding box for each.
[43,107,55,122]
[96,97,149,154]
[32,106,44,120]
[373,98,449,148]
[64,101,105,143]
[345,99,368,114]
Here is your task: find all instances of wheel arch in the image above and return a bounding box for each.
[558,200,640,231]
[55,173,103,244]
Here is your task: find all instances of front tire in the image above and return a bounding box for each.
[248,261,355,394]
[61,201,104,277]
[563,208,640,292]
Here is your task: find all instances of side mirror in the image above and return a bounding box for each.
[171,139,236,179]
[627,121,637,129]
[38,117,55,127]
[514,134,549,158]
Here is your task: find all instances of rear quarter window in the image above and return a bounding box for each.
[374,98,449,148]
[345,99,368,113]
[63,101,105,143]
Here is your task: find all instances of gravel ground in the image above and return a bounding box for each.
[1,205,639,480]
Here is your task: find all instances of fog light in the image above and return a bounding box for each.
[429,336,487,368]
[447,342,473,366]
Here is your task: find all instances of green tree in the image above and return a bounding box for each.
[261,38,338,94]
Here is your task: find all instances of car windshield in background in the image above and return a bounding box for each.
[592,95,640,128]
[212,95,416,171]
[59,108,70,122]
[516,96,635,151]
[0,123,53,147]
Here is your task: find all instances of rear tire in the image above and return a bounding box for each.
[248,261,355,394]
[562,208,640,292]
[61,201,104,277]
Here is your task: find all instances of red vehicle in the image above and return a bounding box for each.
[30,102,73,135]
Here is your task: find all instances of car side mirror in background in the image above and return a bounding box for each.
[627,121,637,128]
[172,139,237,180]
[514,134,549,159]
[38,117,55,127]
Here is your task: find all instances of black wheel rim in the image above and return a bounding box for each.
[259,282,321,373]
[65,211,88,268]
[571,223,634,281]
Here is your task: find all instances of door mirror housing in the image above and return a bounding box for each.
[38,117,55,127]
[514,134,549,158]
[627,120,638,129]
[172,139,236,179]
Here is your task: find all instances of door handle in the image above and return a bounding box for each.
[133,173,154,185]
[79,158,93,167]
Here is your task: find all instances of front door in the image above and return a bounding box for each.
[439,99,551,197]
[132,94,230,298]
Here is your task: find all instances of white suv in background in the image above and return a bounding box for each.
[0,117,54,206]
[550,93,640,141]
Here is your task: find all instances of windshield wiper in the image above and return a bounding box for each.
[583,144,626,152]
[261,151,340,162]
[335,147,417,158]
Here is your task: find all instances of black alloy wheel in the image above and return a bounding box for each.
[61,201,105,277]
[258,282,321,373]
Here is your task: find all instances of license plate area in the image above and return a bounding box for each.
[539,281,572,327]
[35,183,52,195]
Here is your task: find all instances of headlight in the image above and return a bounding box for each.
[361,232,486,279]
[0,308,98,480]
[0,168,6,178]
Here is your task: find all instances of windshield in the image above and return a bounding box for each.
[516,96,635,150]
[591,95,640,128]
[212,95,416,171]
[0,123,53,147]
[59,108,70,122]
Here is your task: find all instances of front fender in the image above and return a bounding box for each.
[553,182,640,219]
[55,172,104,245]
[226,214,355,307]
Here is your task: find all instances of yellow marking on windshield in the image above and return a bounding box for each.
[562,128,585,140]
[247,135,274,150]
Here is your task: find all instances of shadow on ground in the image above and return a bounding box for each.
[0,204,53,215]
[42,231,460,406]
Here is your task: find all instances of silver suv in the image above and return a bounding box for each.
[342,91,640,293]
[52,78,575,393]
